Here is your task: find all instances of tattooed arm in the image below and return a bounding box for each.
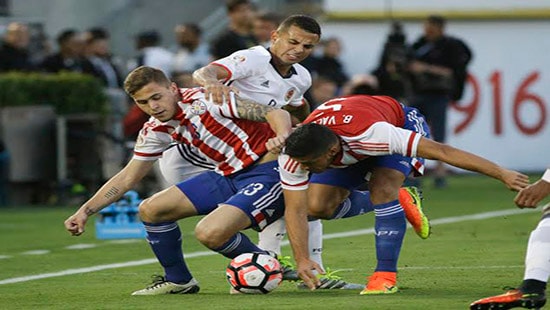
[234,95,293,153]
[64,159,156,236]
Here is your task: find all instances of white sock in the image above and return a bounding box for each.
[308,219,324,272]
[258,218,286,256]
[524,217,550,282]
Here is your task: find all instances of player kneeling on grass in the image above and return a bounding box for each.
[279,94,529,294]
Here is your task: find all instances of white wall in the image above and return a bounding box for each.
[322,19,550,171]
[325,0,550,12]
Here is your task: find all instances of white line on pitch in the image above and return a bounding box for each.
[0,208,538,285]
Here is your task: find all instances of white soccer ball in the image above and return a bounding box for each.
[226,252,283,294]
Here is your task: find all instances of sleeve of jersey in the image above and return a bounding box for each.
[278,154,309,190]
[211,49,264,83]
[132,126,173,161]
[353,122,421,158]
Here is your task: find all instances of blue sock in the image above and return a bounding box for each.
[330,190,375,219]
[212,232,267,259]
[143,222,193,284]
[373,200,406,272]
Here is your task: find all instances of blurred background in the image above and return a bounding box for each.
[0,0,548,205]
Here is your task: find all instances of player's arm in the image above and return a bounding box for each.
[283,188,322,290]
[64,159,156,236]
[193,64,235,105]
[415,137,529,191]
[283,98,311,125]
[234,96,292,153]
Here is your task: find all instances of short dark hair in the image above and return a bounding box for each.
[226,0,250,12]
[426,15,446,28]
[124,66,171,96]
[285,123,338,158]
[278,14,321,37]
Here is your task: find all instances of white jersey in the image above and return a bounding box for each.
[212,45,311,108]
[133,88,275,176]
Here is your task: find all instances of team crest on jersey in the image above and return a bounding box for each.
[189,100,207,115]
[284,88,296,102]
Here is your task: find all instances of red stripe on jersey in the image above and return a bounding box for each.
[413,159,423,171]
[281,179,309,188]
[348,141,389,150]
[283,157,299,173]
[134,151,163,157]
[406,132,417,157]
[180,88,202,103]
[211,63,233,83]
[201,114,257,164]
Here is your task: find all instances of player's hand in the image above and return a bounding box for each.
[265,135,286,154]
[64,210,89,236]
[501,169,530,192]
[296,259,324,290]
[514,179,550,208]
[203,83,239,105]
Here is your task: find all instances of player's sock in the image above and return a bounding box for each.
[330,190,374,219]
[258,218,286,255]
[212,232,267,259]
[523,217,550,285]
[373,200,406,272]
[308,218,324,270]
[143,221,193,284]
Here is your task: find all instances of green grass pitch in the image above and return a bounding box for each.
[0,175,548,309]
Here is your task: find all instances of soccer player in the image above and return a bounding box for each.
[470,168,550,309]
[64,66,292,295]
[278,94,530,293]
[192,13,428,290]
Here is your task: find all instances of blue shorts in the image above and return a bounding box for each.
[176,161,284,231]
[310,105,431,190]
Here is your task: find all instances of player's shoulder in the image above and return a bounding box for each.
[291,63,312,84]
[231,45,271,62]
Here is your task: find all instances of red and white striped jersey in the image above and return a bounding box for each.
[279,95,422,190]
[133,88,275,176]
[212,46,310,108]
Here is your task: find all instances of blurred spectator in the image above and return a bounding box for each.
[40,28,91,73]
[253,11,283,47]
[0,22,35,72]
[83,27,124,88]
[342,73,379,96]
[210,0,257,59]
[303,37,349,90]
[372,21,412,103]
[307,76,337,110]
[409,15,472,188]
[127,30,174,76]
[172,23,210,75]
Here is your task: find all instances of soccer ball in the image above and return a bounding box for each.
[226,252,283,294]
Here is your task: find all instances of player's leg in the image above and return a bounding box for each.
[470,206,550,309]
[132,171,232,295]
[195,161,284,259]
[132,183,202,295]
[360,166,405,295]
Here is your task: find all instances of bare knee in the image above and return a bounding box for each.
[195,221,226,249]
[369,185,398,205]
[138,198,160,223]
[308,185,349,219]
